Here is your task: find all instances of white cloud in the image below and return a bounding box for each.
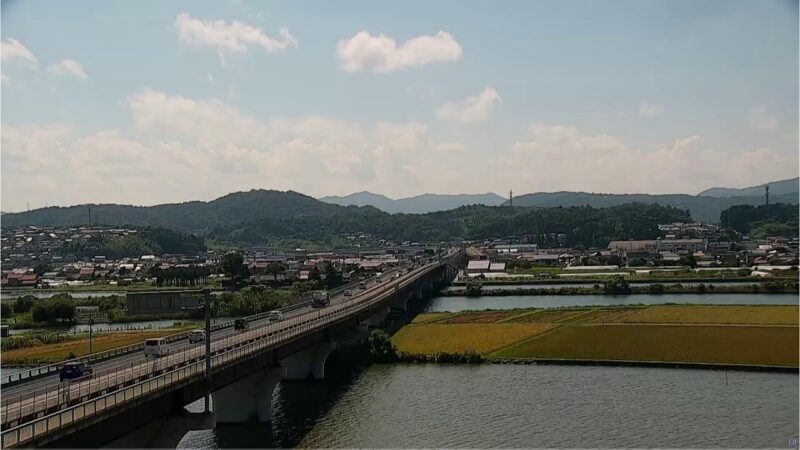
[174,13,297,65]
[337,31,462,73]
[436,87,501,123]
[748,105,778,130]
[1,38,37,65]
[46,59,88,80]
[639,102,663,118]
[491,123,797,195]
[1,89,461,210]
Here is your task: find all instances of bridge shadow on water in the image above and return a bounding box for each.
[206,291,442,448]
[210,347,371,448]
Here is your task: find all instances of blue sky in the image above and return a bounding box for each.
[1,0,797,211]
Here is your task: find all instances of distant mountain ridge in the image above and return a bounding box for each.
[698,177,798,198]
[507,191,797,223]
[320,192,506,213]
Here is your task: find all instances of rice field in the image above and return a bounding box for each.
[1,329,183,364]
[617,305,800,325]
[397,305,799,367]
[492,324,799,367]
[392,323,554,355]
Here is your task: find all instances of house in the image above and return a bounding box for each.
[466,260,491,274]
[78,267,95,280]
[489,262,506,272]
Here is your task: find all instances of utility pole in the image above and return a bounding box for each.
[765,184,770,207]
[88,315,94,354]
[203,288,212,414]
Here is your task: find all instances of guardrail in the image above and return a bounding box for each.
[0,259,444,448]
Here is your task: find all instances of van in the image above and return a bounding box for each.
[144,338,170,357]
[188,329,205,344]
[268,310,284,322]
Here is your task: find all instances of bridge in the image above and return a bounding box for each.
[0,249,463,448]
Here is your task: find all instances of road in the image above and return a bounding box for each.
[1,266,405,407]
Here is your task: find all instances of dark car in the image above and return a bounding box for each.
[234,318,249,331]
[59,361,93,382]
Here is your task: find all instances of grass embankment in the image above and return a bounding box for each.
[394,305,799,368]
[1,327,192,365]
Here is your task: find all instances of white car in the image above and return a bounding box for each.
[343,289,352,296]
[268,310,284,322]
[144,338,170,357]
[188,329,205,344]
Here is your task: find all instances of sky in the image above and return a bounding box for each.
[1,0,798,212]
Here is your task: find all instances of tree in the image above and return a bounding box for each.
[1,302,12,317]
[465,279,483,297]
[14,295,35,313]
[679,255,697,269]
[603,276,631,295]
[32,262,51,276]
[220,252,249,280]
[369,330,397,362]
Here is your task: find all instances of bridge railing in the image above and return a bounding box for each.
[0,259,443,448]
[0,259,444,441]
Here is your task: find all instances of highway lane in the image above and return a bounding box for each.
[1,267,404,401]
[1,264,420,425]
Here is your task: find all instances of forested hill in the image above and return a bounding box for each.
[506,191,797,224]
[2,190,691,248]
[720,203,799,238]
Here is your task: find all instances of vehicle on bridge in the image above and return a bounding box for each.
[59,361,93,382]
[267,310,284,322]
[358,282,367,290]
[234,318,249,331]
[188,329,205,343]
[311,291,330,308]
[143,338,170,357]
[343,289,352,296]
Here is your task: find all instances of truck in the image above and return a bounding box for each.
[311,291,330,308]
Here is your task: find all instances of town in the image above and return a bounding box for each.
[2,220,796,292]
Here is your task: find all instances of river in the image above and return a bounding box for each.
[179,363,798,448]
[427,292,799,312]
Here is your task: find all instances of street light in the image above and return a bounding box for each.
[202,288,212,414]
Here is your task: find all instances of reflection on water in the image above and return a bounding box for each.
[179,364,798,448]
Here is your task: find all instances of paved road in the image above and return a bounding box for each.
[1,267,404,403]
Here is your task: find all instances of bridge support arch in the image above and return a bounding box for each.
[213,366,284,424]
[281,341,337,380]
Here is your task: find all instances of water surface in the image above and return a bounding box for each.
[179,364,798,448]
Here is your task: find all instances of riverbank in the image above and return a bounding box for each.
[392,305,799,369]
[443,282,799,296]
[451,276,798,285]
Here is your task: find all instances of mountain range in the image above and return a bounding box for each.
[698,177,798,198]
[320,192,506,214]
[320,178,798,223]
[0,191,691,249]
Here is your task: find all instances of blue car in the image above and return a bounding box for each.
[59,361,93,382]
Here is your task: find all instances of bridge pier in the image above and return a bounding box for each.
[213,366,284,424]
[281,341,337,380]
